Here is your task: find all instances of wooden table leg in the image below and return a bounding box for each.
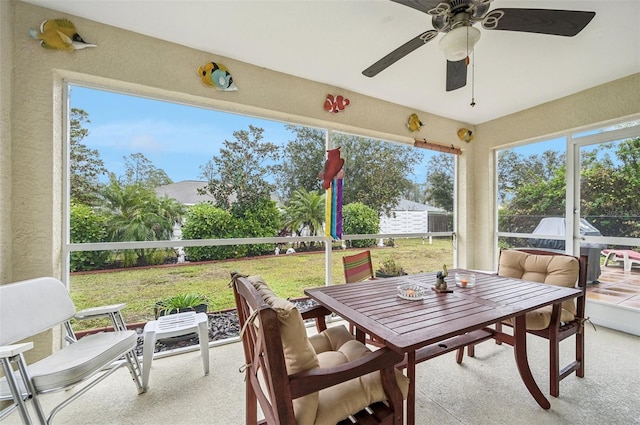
[407,351,416,425]
[513,314,551,409]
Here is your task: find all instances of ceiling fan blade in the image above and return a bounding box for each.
[483,9,596,37]
[390,0,444,15]
[363,30,437,77]
[446,59,467,92]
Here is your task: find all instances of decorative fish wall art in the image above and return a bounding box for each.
[457,128,474,143]
[324,94,349,113]
[197,62,238,91]
[29,18,96,51]
[407,113,424,132]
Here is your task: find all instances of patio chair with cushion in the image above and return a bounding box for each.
[457,249,588,397]
[0,277,144,424]
[230,272,408,425]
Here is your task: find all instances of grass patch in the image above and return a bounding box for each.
[70,237,453,330]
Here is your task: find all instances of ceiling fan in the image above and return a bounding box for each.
[363,0,596,92]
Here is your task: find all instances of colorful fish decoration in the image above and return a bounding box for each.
[197,62,238,91]
[407,113,424,132]
[324,94,350,113]
[29,18,96,51]
[457,128,474,143]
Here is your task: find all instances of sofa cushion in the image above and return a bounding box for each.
[498,250,579,330]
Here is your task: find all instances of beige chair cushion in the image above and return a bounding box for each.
[248,276,409,425]
[498,250,579,330]
[311,326,410,425]
[248,276,319,424]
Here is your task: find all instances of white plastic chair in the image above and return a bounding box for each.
[142,311,210,390]
[0,277,144,424]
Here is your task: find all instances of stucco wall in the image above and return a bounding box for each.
[0,0,13,284]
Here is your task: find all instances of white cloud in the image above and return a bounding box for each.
[87,119,227,155]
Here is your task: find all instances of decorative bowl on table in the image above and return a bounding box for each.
[397,283,427,300]
[455,273,476,288]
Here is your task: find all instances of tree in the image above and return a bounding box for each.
[424,153,454,212]
[69,108,108,204]
[579,138,640,237]
[507,166,567,216]
[100,177,184,266]
[499,139,640,237]
[282,188,325,239]
[402,182,428,204]
[279,126,327,200]
[334,133,423,215]
[497,150,565,205]
[279,128,423,215]
[199,125,281,210]
[121,152,172,188]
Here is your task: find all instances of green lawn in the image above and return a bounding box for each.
[70,237,453,330]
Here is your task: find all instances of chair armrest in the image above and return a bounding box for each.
[288,346,403,398]
[300,304,331,332]
[0,342,33,358]
[75,303,127,320]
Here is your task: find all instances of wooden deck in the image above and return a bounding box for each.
[587,264,640,310]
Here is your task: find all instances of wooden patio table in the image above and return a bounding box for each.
[305,270,581,425]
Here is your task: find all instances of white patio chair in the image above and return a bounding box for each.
[141,311,210,391]
[0,277,144,424]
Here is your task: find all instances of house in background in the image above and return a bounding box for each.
[155,181,213,206]
[155,181,213,243]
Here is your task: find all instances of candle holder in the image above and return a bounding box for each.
[455,273,476,288]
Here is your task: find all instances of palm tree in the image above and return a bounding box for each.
[282,189,325,245]
[100,177,184,266]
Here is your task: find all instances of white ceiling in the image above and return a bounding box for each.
[23,0,640,125]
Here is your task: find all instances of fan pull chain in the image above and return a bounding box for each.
[470,50,476,107]
[465,26,476,107]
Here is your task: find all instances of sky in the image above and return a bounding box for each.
[70,85,299,183]
[69,85,435,185]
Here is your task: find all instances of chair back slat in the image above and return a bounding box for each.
[343,250,374,283]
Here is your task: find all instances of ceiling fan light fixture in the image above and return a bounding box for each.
[439,25,481,61]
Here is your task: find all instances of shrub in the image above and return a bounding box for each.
[69,203,109,271]
[181,203,236,260]
[232,199,281,257]
[342,202,379,248]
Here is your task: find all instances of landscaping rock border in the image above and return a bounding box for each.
[134,299,317,356]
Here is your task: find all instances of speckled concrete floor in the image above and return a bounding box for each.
[4,323,639,425]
